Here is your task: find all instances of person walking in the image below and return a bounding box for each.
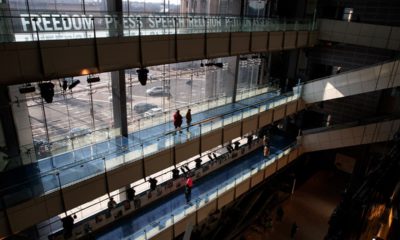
[107,197,117,210]
[263,135,269,147]
[173,110,183,133]
[290,222,298,239]
[185,176,193,203]
[186,109,192,131]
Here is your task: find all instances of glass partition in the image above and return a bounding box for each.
[0,14,316,43]
[1,89,299,211]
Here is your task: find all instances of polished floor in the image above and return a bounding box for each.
[241,170,348,240]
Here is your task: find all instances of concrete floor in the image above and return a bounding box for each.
[242,170,348,240]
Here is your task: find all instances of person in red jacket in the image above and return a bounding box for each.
[185,176,193,203]
[173,110,183,132]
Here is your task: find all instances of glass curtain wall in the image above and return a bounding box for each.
[236,53,269,99]
[126,57,236,133]
[122,0,241,16]
[7,0,107,13]
[11,72,115,161]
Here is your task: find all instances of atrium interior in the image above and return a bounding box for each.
[0,0,400,239]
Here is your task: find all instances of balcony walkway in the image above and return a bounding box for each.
[0,90,282,209]
[92,132,295,240]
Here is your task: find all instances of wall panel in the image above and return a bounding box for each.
[308,31,319,47]
[174,213,196,237]
[242,116,258,134]
[41,40,97,77]
[264,161,276,178]
[284,31,297,49]
[288,148,298,163]
[259,110,273,127]
[201,129,222,152]
[286,101,298,116]
[223,122,242,143]
[250,170,264,187]
[177,34,205,61]
[142,35,176,66]
[63,175,107,210]
[273,105,286,122]
[197,200,217,223]
[277,155,289,170]
[145,149,173,176]
[151,227,173,240]
[175,138,200,164]
[231,32,251,54]
[207,33,230,57]
[251,32,268,52]
[107,159,144,191]
[97,37,140,72]
[235,179,250,198]
[7,198,48,233]
[268,32,284,51]
[297,31,309,47]
[217,188,235,209]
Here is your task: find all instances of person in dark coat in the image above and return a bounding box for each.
[173,110,183,132]
[186,109,192,130]
[62,215,75,238]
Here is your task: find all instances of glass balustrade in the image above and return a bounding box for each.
[0,14,317,43]
[121,143,297,240]
[0,87,298,210]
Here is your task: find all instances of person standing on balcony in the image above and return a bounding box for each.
[186,109,192,131]
[173,110,183,133]
[185,176,193,204]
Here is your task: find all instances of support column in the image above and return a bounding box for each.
[111,71,128,137]
[287,49,300,80]
[0,1,15,42]
[0,86,21,168]
[232,56,240,103]
[8,85,35,166]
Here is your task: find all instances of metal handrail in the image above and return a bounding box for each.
[302,113,400,135]
[303,58,398,85]
[0,89,293,198]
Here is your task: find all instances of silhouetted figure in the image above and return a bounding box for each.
[208,153,213,161]
[234,141,240,150]
[186,109,192,130]
[126,187,135,201]
[195,158,202,168]
[212,153,217,159]
[149,178,158,191]
[226,145,234,153]
[184,165,190,172]
[290,222,298,239]
[107,197,117,210]
[180,165,191,177]
[247,135,253,147]
[172,168,180,179]
[173,110,183,132]
[62,215,75,239]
